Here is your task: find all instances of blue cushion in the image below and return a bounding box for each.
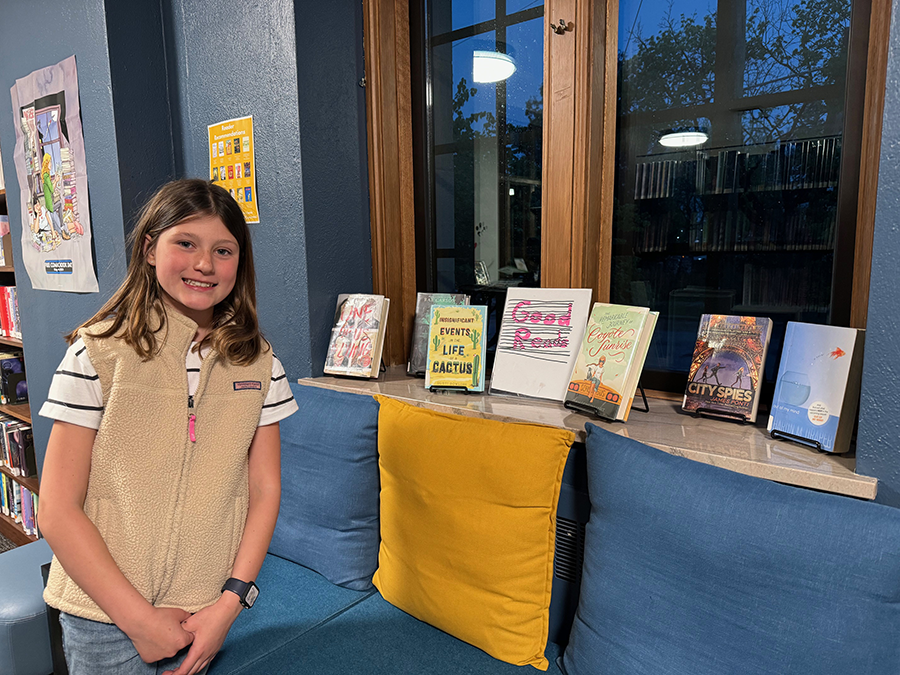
[0,538,53,675]
[218,590,564,675]
[268,383,380,590]
[211,553,374,674]
[563,424,900,675]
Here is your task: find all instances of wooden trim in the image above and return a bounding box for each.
[542,0,618,299]
[541,0,577,289]
[363,0,417,366]
[851,0,891,329]
[575,0,617,301]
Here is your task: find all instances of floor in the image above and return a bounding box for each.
[0,533,16,553]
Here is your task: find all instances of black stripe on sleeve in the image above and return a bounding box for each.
[271,374,286,382]
[262,396,295,410]
[55,369,100,381]
[75,346,87,356]
[46,399,105,411]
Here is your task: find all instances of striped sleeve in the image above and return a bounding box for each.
[38,338,105,430]
[259,356,298,426]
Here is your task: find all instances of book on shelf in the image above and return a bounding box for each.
[564,303,659,422]
[407,292,469,376]
[323,294,390,379]
[0,473,37,537]
[425,305,488,392]
[682,314,773,423]
[0,417,32,476]
[489,288,592,401]
[0,286,21,339]
[0,350,26,404]
[767,323,864,454]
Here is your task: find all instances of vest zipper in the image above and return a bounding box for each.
[188,395,196,442]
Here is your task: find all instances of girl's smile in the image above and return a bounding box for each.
[146,215,240,335]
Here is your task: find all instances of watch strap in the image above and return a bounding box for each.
[221,577,258,609]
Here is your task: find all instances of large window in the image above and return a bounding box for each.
[416,0,545,293]
[611,0,868,390]
[365,0,882,370]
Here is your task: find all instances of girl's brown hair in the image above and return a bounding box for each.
[67,179,266,365]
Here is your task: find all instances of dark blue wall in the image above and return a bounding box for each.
[105,0,177,233]
[856,1,900,507]
[294,0,373,374]
[0,0,131,472]
[164,0,372,378]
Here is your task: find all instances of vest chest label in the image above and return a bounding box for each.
[233,380,262,391]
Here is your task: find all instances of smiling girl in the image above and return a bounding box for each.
[37,179,297,675]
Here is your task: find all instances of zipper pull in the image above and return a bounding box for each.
[188,395,196,442]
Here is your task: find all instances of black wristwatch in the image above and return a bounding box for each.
[221,577,259,609]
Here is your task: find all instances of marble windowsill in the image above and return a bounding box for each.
[298,367,877,501]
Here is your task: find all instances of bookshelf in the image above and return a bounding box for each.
[0,187,38,546]
[626,137,839,316]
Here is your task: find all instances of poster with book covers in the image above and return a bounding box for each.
[407,292,469,376]
[425,305,487,392]
[489,288,592,401]
[208,116,258,223]
[767,323,864,454]
[323,294,390,378]
[564,303,657,421]
[683,314,773,422]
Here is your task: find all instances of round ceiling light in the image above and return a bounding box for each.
[473,51,516,83]
[659,129,709,148]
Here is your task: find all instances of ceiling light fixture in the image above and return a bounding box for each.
[659,128,709,148]
[473,51,516,83]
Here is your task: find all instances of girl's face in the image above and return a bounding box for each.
[146,215,240,334]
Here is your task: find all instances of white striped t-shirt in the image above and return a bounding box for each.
[39,338,298,430]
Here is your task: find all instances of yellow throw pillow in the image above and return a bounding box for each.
[372,396,574,670]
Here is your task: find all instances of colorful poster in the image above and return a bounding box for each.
[208,116,258,223]
[425,305,488,392]
[10,56,98,292]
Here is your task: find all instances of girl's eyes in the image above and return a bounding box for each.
[175,241,234,256]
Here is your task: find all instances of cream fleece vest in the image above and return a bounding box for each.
[44,310,273,622]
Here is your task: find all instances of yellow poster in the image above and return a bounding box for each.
[425,305,488,392]
[208,116,258,224]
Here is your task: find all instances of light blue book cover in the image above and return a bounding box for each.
[767,322,862,453]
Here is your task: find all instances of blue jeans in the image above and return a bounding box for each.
[59,612,211,675]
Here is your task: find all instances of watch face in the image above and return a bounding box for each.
[244,583,259,608]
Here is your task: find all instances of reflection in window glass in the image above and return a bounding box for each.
[612,0,855,392]
[448,0,494,32]
[506,0,544,14]
[425,1,544,293]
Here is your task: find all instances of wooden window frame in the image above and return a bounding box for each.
[363,0,888,366]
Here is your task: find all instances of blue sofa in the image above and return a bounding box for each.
[4,382,900,674]
[206,384,900,674]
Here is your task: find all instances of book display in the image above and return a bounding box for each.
[489,288,592,401]
[0,184,36,545]
[407,292,469,376]
[768,323,864,454]
[564,303,658,421]
[323,294,390,378]
[683,314,773,423]
[425,305,488,392]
